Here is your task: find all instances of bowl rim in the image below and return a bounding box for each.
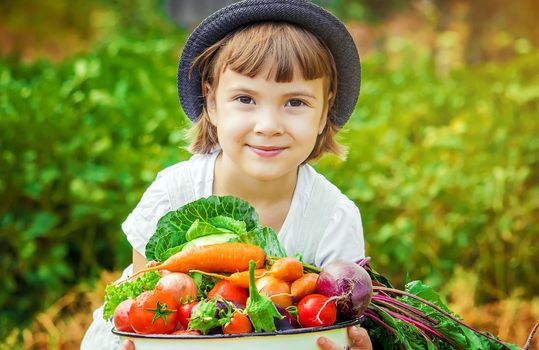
[112,318,361,339]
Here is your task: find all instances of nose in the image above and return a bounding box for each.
[253,106,284,136]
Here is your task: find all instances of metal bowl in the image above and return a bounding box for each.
[112,319,360,350]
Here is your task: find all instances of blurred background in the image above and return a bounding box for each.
[1,0,538,348]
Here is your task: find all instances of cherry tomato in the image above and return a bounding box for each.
[207,280,248,306]
[222,311,253,334]
[297,294,337,328]
[113,299,135,332]
[178,301,199,329]
[129,290,180,334]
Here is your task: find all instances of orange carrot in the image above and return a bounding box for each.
[263,257,304,282]
[290,272,319,299]
[189,269,268,289]
[122,243,265,283]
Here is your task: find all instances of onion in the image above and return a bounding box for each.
[315,260,373,320]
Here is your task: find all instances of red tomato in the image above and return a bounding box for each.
[178,301,199,329]
[222,311,253,334]
[129,290,180,334]
[155,272,198,304]
[113,299,135,332]
[207,280,248,306]
[297,294,337,328]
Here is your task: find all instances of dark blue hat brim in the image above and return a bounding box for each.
[177,0,360,128]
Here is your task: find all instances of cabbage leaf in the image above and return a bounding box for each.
[145,195,286,261]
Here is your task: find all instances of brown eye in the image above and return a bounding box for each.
[286,99,306,107]
[237,96,254,104]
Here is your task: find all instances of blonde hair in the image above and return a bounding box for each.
[186,22,347,162]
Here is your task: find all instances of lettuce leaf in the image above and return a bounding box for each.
[102,271,161,320]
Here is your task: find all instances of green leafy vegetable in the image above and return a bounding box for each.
[145,195,286,261]
[359,259,523,350]
[185,219,233,241]
[399,281,520,350]
[239,226,287,258]
[102,271,161,319]
[181,233,240,252]
[208,216,246,233]
[245,260,283,332]
[189,271,218,300]
[145,211,187,262]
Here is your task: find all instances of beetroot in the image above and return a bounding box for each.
[315,260,373,320]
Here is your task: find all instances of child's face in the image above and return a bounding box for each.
[207,65,330,182]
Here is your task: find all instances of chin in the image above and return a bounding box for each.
[242,165,290,182]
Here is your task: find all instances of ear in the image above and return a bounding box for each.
[206,84,217,126]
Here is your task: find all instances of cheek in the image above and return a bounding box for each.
[216,115,249,143]
[288,117,322,142]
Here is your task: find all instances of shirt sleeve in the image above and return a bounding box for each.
[314,198,365,268]
[121,174,171,256]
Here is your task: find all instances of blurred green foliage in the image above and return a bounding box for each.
[318,49,539,302]
[1,0,538,340]
[0,35,191,335]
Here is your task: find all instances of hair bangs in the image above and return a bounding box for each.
[216,22,335,85]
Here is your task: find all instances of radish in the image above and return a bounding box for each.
[315,260,373,320]
[113,299,135,332]
[155,272,198,304]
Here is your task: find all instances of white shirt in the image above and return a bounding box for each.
[122,150,365,267]
[81,151,365,349]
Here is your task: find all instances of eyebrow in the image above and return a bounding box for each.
[283,91,317,99]
[227,87,317,100]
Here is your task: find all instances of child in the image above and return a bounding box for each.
[81,1,371,349]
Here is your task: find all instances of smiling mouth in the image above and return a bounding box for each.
[251,145,285,151]
[248,145,286,157]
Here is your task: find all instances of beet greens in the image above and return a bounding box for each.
[356,258,536,350]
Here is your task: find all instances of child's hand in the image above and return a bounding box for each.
[121,340,134,350]
[317,326,372,350]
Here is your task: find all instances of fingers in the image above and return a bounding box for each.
[316,336,342,350]
[122,340,135,350]
[348,326,373,350]
[317,327,372,350]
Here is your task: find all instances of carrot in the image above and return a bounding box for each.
[290,272,319,300]
[121,243,265,284]
[263,257,304,282]
[189,269,268,289]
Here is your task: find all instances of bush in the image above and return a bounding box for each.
[317,49,539,302]
[0,35,190,335]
